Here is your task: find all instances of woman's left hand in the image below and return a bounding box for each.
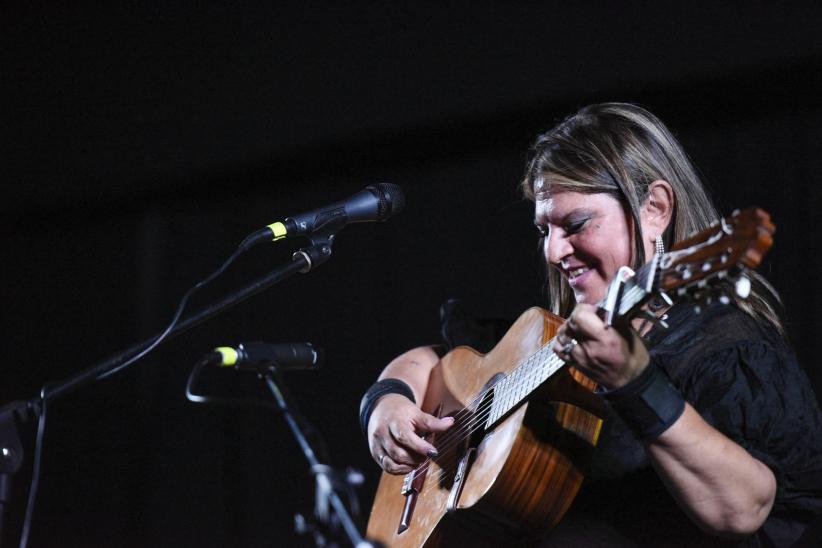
[552,303,650,390]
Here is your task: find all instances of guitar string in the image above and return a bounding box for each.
[408,283,647,486]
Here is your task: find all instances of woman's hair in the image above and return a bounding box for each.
[521,102,785,336]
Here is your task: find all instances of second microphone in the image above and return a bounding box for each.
[213,342,322,373]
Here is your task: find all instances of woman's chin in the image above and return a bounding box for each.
[573,291,592,305]
[572,287,606,306]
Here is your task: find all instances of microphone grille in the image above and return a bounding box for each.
[370,183,405,220]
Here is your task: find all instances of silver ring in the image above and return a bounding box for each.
[562,338,578,356]
[379,453,386,467]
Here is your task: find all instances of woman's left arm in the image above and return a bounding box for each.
[646,403,776,537]
[554,303,776,537]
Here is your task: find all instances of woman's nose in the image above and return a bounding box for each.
[545,229,573,266]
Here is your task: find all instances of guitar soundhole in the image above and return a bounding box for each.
[435,380,498,490]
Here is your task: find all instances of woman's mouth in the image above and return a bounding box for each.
[567,267,591,285]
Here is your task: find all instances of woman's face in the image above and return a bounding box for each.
[534,187,655,305]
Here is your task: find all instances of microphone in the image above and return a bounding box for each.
[212,342,322,373]
[241,183,405,249]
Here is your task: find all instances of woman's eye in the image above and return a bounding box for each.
[565,219,587,233]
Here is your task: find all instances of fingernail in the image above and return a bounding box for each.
[427,449,439,458]
[443,416,455,423]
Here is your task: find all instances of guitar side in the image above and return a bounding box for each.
[365,307,603,547]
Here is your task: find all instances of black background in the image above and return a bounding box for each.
[3,4,822,547]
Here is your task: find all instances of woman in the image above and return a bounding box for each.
[360,104,822,546]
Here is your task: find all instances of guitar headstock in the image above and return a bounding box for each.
[658,208,775,301]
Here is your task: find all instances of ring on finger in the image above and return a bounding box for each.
[562,338,578,356]
[379,453,386,467]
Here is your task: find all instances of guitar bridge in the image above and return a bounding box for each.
[400,471,415,496]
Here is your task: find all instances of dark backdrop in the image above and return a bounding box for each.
[3,4,822,547]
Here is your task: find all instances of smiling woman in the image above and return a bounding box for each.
[361,103,822,547]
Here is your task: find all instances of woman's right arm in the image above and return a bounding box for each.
[366,346,454,474]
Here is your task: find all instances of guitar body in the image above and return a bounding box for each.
[366,307,604,547]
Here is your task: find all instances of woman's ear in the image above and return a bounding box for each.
[641,180,674,249]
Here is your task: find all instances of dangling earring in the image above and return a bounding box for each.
[648,234,670,315]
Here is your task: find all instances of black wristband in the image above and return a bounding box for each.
[359,378,416,435]
[600,362,686,442]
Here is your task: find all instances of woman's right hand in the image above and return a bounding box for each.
[367,393,454,475]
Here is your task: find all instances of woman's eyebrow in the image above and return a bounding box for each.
[541,207,592,225]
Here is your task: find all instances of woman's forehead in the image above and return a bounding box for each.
[535,189,621,218]
[533,181,583,205]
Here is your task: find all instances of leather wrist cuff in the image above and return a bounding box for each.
[359,378,416,436]
[601,363,686,442]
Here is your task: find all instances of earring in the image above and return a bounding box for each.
[655,234,665,256]
[649,234,670,313]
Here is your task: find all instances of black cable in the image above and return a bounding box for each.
[184,357,276,409]
[185,363,332,464]
[97,245,246,380]
[18,391,46,548]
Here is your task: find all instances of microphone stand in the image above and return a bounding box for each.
[263,374,379,548]
[0,235,336,546]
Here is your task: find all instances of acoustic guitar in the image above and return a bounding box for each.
[366,208,775,547]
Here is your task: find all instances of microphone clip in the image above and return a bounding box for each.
[293,235,335,274]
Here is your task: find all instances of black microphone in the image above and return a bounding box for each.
[241,183,405,249]
[212,342,322,373]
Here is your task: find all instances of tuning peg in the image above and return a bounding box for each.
[735,274,751,298]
